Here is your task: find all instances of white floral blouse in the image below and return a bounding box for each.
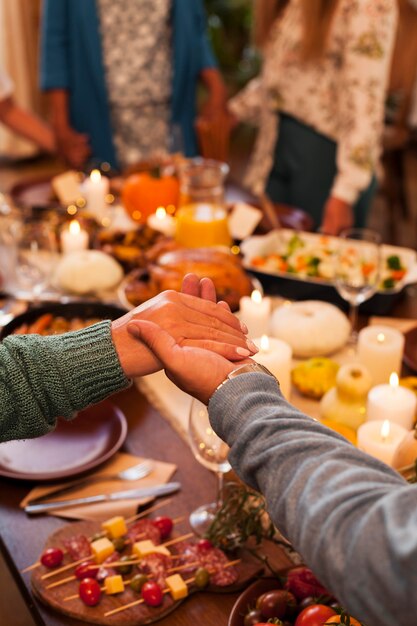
[97,0,172,168]
[229,0,398,203]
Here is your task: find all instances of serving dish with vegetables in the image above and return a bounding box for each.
[241,230,417,314]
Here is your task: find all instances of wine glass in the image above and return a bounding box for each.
[15,218,58,303]
[334,227,381,344]
[188,398,231,535]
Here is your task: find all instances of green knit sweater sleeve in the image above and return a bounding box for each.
[0,320,130,442]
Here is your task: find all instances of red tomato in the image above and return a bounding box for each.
[79,578,101,607]
[295,604,337,626]
[325,616,361,626]
[40,548,64,569]
[75,562,98,580]
[197,539,213,551]
[141,581,163,607]
[285,567,330,601]
[151,516,173,540]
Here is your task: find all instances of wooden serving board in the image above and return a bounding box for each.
[31,520,264,626]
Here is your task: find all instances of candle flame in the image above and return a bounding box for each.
[251,289,262,304]
[260,335,270,352]
[90,169,101,182]
[377,333,385,343]
[69,219,81,235]
[389,372,399,388]
[380,419,390,442]
[155,207,167,219]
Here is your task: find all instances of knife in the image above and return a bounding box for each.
[24,482,181,515]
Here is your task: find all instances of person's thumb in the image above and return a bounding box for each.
[127,320,177,365]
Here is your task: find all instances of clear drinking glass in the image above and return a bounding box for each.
[334,227,381,344]
[15,218,58,302]
[188,398,231,535]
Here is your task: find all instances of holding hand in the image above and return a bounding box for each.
[111,275,256,380]
[320,196,353,236]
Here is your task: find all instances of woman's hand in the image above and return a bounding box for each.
[320,196,353,235]
[111,276,256,379]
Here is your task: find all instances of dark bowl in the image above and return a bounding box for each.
[0,301,127,339]
[228,577,285,626]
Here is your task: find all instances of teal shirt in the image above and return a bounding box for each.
[40,0,217,169]
[0,321,129,442]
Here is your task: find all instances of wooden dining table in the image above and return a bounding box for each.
[0,150,416,625]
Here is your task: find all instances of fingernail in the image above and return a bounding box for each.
[247,340,259,353]
[236,347,251,357]
[240,321,249,334]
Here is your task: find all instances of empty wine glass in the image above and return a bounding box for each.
[334,227,381,344]
[188,398,231,535]
[15,218,58,302]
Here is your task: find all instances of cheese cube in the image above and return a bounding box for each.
[132,540,171,558]
[165,574,188,600]
[101,515,127,539]
[90,537,115,563]
[104,575,125,595]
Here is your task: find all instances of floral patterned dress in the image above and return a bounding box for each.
[97,0,172,168]
[229,0,398,202]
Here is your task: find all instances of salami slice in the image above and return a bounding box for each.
[62,535,91,561]
[138,553,172,588]
[175,541,238,587]
[127,519,161,545]
[96,552,120,582]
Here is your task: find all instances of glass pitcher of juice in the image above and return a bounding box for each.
[176,158,231,247]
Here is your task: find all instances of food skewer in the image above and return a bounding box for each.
[41,532,194,580]
[103,560,241,617]
[62,561,201,600]
[21,498,176,574]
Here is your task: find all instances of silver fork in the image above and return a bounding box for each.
[26,461,153,504]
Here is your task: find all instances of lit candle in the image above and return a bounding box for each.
[83,169,110,220]
[239,290,271,339]
[357,419,407,466]
[147,207,176,237]
[357,325,404,385]
[253,335,292,399]
[175,203,232,248]
[60,220,89,254]
[366,373,417,430]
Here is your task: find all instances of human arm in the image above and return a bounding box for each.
[128,320,417,625]
[322,1,398,233]
[0,96,56,153]
[40,0,90,167]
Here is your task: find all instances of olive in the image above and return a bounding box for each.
[130,573,149,593]
[243,608,263,626]
[112,537,126,552]
[194,567,210,589]
[118,555,134,575]
[91,532,106,542]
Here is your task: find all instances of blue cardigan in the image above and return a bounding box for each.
[40,0,216,169]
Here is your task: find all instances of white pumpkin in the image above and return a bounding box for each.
[270,300,350,357]
[55,250,124,295]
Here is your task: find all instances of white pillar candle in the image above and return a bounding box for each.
[147,207,176,237]
[253,335,292,400]
[83,169,109,219]
[357,325,404,385]
[239,290,271,339]
[60,220,89,254]
[357,419,408,466]
[367,373,417,430]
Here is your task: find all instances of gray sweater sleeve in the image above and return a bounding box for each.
[209,373,416,626]
[0,320,130,442]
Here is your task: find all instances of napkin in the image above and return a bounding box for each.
[20,452,176,521]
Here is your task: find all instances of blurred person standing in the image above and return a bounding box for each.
[40,0,227,170]
[229,0,398,234]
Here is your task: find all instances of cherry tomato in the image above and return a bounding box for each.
[325,616,361,626]
[294,604,337,626]
[151,516,173,540]
[40,548,64,569]
[244,609,263,626]
[75,562,98,580]
[256,589,297,620]
[79,578,102,607]
[141,581,163,607]
[197,539,213,551]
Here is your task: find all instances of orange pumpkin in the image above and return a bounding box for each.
[121,172,179,223]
